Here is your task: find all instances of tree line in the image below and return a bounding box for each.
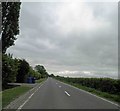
[2,53,48,89]
[1,2,48,89]
[55,76,120,95]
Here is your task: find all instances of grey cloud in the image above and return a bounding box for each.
[7,2,118,78]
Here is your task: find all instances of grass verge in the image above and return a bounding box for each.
[0,92,2,110]
[36,78,47,83]
[2,86,32,108]
[57,79,120,104]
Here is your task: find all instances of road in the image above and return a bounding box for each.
[13,77,119,110]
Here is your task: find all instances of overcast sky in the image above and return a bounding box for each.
[7,1,118,78]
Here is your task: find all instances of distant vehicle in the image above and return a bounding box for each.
[27,76,36,84]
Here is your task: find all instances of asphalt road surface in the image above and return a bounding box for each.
[17,77,119,110]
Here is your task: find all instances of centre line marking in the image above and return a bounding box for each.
[65,91,70,97]
[59,86,61,88]
[56,83,58,84]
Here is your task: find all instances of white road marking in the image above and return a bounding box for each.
[58,80,119,107]
[56,83,58,84]
[17,81,46,110]
[17,92,34,110]
[28,93,34,99]
[59,86,61,88]
[17,99,29,110]
[65,91,70,97]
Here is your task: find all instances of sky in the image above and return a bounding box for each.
[7,1,118,78]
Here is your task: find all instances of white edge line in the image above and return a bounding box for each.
[18,99,29,110]
[28,93,34,99]
[65,91,70,96]
[17,92,34,110]
[57,80,120,107]
[17,80,47,110]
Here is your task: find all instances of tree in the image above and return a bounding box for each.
[35,65,48,78]
[1,2,21,89]
[2,2,21,53]
[29,66,41,80]
[49,74,55,77]
[16,59,29,83]
[2,54,19,88]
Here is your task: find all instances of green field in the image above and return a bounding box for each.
[2,86,32,108]
[55,78,119,104]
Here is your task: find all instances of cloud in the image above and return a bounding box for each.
[56,70,118,78]
[7,2,118,78]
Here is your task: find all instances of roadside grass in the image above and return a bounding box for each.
[58,80,120,104]
[2,78,47,108]
[0,92,2,110]
[2,86,32,108]
[36,78,46,83]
